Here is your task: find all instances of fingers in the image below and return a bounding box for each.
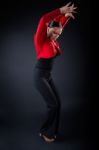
[64,2,77,19]
[73,7,77,10]
[72,10,77,14]
[70,13,75,19]
[60,2,77,15]
[71,3,74,8]
[68,3,77,14]
[70,5,77,11]
[66,2,77,11]
[71,3,77,9]
[65,12,75,19]
[65,2,72,7]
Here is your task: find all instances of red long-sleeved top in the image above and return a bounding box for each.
[33,9,70,60]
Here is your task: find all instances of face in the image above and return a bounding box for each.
[47,27,62,40]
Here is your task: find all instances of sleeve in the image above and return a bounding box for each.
[43,8,61,23]
[34,16,46,45]
[55,15,70,28]
[34,9,61,45]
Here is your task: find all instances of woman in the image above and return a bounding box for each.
[33,2,77,143]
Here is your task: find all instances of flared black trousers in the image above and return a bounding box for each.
[33,67,61,136]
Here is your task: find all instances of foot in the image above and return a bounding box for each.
[39,133,55,143]
[54,135,57,139]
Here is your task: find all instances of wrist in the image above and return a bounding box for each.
[59,7,65,14]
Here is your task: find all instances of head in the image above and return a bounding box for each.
[47,21,62,40]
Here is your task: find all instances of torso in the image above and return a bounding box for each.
[35,48,60,71]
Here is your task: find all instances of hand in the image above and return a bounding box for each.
[60,2,77,19]
[60,2,71,14]
[65,3,77,19]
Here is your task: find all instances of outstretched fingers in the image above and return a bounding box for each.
[68,4,77,13]
[65,2,72,7]
[65,12,75,19]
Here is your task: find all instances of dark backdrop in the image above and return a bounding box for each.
[0,0,93,150]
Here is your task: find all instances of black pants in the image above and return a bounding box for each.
[33,67,61,136]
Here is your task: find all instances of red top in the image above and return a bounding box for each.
[33,9,70,60]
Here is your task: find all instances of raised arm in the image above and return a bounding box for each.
[34,2,77,44]
[54,15,70,28]
[56,2,77,28]
[34,9,61,45]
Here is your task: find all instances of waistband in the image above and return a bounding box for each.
[35,57,55,71]
[34,66,52,72]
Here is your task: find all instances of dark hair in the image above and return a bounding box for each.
[48,20,62,28]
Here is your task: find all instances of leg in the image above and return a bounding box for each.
[34,75,58,136]
[48,77,61,135]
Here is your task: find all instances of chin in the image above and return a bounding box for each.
[54,37,59,40]
[51,36,58,40]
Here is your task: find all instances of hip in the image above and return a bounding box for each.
[33,67,52,81]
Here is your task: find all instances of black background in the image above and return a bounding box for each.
[0,0,93,150]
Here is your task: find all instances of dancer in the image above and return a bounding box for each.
[33,2,77,143]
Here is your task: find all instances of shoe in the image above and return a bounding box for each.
[39,133,57,139]
[54,135,57,139]
[39,132,55,143]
